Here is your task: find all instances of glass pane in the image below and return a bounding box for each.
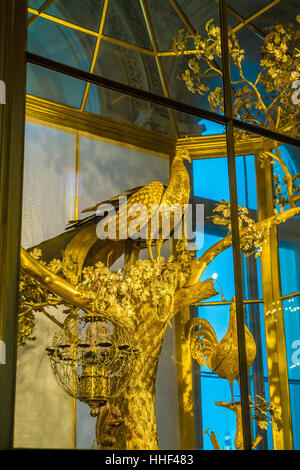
[161,53,223,115]
[157,0,224,115]
[28,0,44,9]
[226,0,272,18]
[252,0,300,31]
[147,0,192,52]
[236,130,300,449]
[194,302,268,449]
[27,0,225,118]
[173,110,225,138]
[14,121,77,448]
[84,85,174,136]
[27,63,87,108]
[246,302,273,449]
[273,141,300,449]
[230,12,300,140]
[192,143,234,299]
[78,135,170,214]
[17,117,187,450]
[94,41,163,95]
[104,0,152,49]
[33,0,104,32]
[28,17,97,71]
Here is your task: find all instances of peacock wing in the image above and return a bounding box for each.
[114,181,165,240]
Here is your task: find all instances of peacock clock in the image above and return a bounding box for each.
[18,145,297,449]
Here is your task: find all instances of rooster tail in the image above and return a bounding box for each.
[185,317,219,369]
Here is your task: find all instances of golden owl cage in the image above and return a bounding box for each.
[0,0,300,451]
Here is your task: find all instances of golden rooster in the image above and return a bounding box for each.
[34,149,191,283]
[185,299,256,402]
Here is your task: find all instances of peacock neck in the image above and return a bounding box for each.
[161,157,190,208]
[169,158,189,184]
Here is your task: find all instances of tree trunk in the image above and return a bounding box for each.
[98,320,168,450]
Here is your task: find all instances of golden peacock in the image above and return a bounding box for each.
[33,149,191,284]
[185,299,256,402]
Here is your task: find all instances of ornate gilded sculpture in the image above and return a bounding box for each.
[20,243,217,449]
[19,201,300,448]
[18,130,300,449]
[39,148,191,287]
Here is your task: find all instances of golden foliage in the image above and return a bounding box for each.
[18,243,196,344]
[172,17,300,138]
[210,200,269,258]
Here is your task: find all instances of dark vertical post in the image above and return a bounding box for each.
[0,0,27,449]
[219,0,252,450]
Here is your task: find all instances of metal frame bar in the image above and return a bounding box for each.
[26,52,300,149]
[281,291,300,300]
[27,7,99,36]
[27,0,282,120]
[80,0,109,111]
[219,0,252,450]
[0,0,27,450]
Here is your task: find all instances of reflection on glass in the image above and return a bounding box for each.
[28,0,44,9]
[95,41,163,95]
[226,0,271,18]
[161,54,223,115]
[78,134,169,214]
[27,63,87,108]
[196,119,225,135]
[28,16,97,71]
[44,0,103,32]
[14,121,77,449]
[104,0,152,49]
[84,85,174,136]
[173,110,219,137]
[230,13,300,140]
[147,0,190,52]
[234,154,262,302]
[247,303,273,450]
[163,1,223,115]
[252,1,300,31]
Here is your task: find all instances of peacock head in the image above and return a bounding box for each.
[175,149,191,163]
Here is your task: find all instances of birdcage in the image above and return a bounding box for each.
[46,313,137,414]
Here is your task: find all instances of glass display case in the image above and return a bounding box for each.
[0,0,299,452]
